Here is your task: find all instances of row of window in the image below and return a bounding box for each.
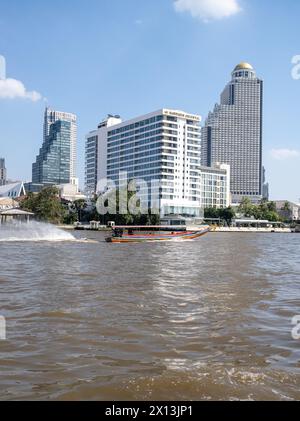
[107,115,168,137]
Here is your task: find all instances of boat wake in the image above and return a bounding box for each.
[0,221,76,242]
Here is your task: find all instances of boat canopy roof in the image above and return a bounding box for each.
[0,208,34,216]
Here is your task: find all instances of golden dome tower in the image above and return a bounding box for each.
[232,62,256,79]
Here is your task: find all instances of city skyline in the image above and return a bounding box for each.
[0,0,300,203]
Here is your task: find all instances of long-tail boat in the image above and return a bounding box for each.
[105,225,210,243]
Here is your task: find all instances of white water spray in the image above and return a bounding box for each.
[0,221,76,242]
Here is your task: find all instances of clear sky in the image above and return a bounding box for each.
[0,0,299,203]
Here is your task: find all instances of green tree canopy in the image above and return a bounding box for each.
[204,207,236,224]
[205,200,282,225]
[237,198,282,221]
[94,188,160,226]
[20,187,65,224]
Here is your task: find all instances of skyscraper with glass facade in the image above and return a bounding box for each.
[201,62,263,204]
[32,120,71,186]
[0,158,7,186]
[43,108,77,185]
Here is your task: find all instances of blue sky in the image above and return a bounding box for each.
[0,0,299,202]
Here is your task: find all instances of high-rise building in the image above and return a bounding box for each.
[0,158,7,186]
[85,115,122,197]
[86,109,203,217]
[32,120,71,186]
[201,62,263,204]
[262,166,269,201]
[43,108,77,185]
[85,135,98,196]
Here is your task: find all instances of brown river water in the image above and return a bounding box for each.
[0,225,299,401]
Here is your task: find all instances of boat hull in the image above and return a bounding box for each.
[106,228,210,243]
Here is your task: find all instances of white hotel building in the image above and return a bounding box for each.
[200,163,231,209]
[85,109,230,217]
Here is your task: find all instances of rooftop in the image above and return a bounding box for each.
[234,62,254,71]
[0,208,34,216]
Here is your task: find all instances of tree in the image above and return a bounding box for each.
[238,197,255,218]
[267,201,277,213]
[204,207,220,219]
[281,201,292,222]
[63,211,78,225]
[204,207,236,225]
[149,213,161,226]
[220,207,236,224]
[72,199,87,222]
[236,198,282,221]
[259,198,269,215]
[20,187,65,224]
[19,192,37,213]
[282,201,291,212]
[93,188,160,226]
[264,211,280,222]
[251,206,263,220]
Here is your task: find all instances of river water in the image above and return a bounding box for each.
[0,227,299,401]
